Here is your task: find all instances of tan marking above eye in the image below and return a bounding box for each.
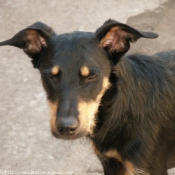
[80,66,90,77]
[51,65,60,75]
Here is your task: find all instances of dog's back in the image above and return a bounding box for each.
[116,50,175,120]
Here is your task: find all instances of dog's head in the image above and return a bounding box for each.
[0,20,158,139]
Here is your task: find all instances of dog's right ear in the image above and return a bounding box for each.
[0,22,55,68]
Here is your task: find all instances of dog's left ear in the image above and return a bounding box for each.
[0,22,55,68]
[96,19,158,63]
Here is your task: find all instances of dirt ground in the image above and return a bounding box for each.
[0,0,175,175]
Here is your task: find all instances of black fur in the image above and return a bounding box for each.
[93,51,175,174]
[0,19,175,175]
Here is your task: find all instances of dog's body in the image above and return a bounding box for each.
[0,20,175,175]
[92,51,175,175]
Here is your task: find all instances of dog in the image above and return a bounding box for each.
[0,19,175,175]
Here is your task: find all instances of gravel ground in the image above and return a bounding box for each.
[0,0,175,175]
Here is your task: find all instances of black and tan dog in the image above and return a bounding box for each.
[0,19,175,175]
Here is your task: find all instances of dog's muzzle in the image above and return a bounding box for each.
[56,116,79,137]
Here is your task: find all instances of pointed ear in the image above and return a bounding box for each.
[96,19,158,63]
[0,22,55,68]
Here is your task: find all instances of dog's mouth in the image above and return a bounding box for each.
[51,128,89,140]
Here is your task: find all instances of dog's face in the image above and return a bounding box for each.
[0,20,158,139]
[40,32,112,139]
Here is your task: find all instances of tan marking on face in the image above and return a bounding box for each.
[104,150,122,162]
[51,65,60,75]
[97,77,111,101]
[78,77,110,135]
[78,100,99,135]
[80,66,90,77]
[48,100,58,134]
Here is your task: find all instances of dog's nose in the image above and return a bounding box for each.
[57,117,79,136]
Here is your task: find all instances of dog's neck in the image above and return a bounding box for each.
[89,78,119,150]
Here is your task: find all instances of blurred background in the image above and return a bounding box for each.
[0,0,175,174]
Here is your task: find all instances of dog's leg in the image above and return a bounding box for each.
[122,159,169,175]
[167,147,175,169]
[98,153,169,175]
[98,155,125,175]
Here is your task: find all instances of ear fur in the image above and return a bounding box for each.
[96,19,158,63]
[0,22,55,68]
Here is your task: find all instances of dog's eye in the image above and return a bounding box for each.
[80,73,98,86]
[48,73,60,80]
[87,74,98,81]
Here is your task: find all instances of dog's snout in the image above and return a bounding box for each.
[57,117,79,136]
